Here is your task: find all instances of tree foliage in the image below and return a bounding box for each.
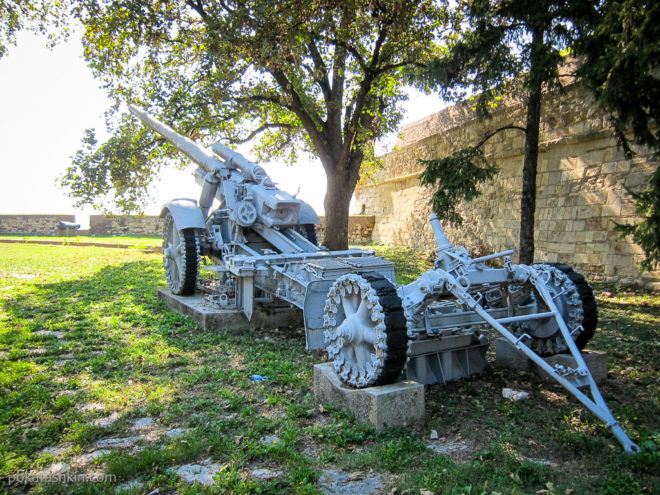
[0,1,70,58]
[419,147,498,226]
[574,0,660,270]
[418,126,527,225]
[416,0,597,264]
[575,0,659,158]
[421,0,593,119]
[51,0,449,249]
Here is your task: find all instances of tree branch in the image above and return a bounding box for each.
[340,19,391,162]
[185,0,208,20]
[368,24,388,70]
[233,94,294,111]
[229,123,298,144]
[311,29,367,71]
[474,125,527,150]
[307,38,332,103]
[270,68,331,164]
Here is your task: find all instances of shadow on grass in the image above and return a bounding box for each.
[0,259,316,488]
[1,258,658,493]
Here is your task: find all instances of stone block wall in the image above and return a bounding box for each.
[0,213,376,245]
[355,82,659,287]
[317,216,375,245]
[89,215,163,236]
[0,214,77,235]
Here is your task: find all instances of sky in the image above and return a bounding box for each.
[0,31,445,227]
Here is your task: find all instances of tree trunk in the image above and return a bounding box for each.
[519,28,544,265]
[323,168,357,251]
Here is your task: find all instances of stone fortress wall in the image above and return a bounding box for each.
[355,82,659,287]
[0,214,163,237]
[0,214,78,236]
[89,215,163,236]
[0,214,375,245]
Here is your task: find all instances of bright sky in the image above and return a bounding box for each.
[0,31,444,227]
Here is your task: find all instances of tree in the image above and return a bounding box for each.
[55,0,448,250]
[416,0,596,264]
[0,1,68,58]
[574,0,660,270]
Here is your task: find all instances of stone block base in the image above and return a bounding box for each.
[495,337,608,384]
[537,350,608,385]
[157,289,303,331]
[314,363,424,430]
[495,338,533,371]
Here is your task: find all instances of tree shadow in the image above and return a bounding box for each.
[0,260,208,464]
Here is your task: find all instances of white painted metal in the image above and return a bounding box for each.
[129,104,225,175]
[402,218,639,453]
[131,105,638,453]
[324,274,388,388]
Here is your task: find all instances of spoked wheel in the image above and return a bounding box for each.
[323,272,408,388]
[163,212,199,295]
[512,263,597,355]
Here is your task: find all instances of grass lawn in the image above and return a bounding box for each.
[0,235,161,248]
[0,242,657,494]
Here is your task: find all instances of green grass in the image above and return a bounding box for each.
[0,234,161,247]
[0,242,658,494]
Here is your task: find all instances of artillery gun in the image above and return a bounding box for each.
[129,105,639,453]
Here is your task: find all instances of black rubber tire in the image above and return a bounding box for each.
[544,263,598,350]
[360,272,409,386]
[163,212,199,296]
[178,229,200,296]
[301,224,318,246]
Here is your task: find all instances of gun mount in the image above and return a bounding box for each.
[130,105,639,453]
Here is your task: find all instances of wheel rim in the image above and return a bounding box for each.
[513,265,584,355]
[324,274,389,388]
[163,216,178,291]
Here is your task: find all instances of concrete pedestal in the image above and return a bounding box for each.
[314,363,424,430]
[537,350,608,385]
[495,338,533,371]
[495,337,608,384]
[157,289,303,331]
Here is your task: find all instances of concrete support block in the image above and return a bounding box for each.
[495,338,532,371]
[537,350,608,385]
[495,338,608,384]
[313,363,424,430]
[157,289,303,331]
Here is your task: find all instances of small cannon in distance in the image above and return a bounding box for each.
[56,220,81,232]
[128,105,639,453]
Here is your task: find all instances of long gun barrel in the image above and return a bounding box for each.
[128,104,224,175]
[129,104,272,185]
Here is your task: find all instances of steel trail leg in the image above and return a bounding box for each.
[236,276,254,321]
[445,273,640,453]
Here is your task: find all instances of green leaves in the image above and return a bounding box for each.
[0,0,70,58]
[574,0,660,271]
[61,115,181,213]
[615,167,660,271]
[419,146,498,226]
[48,1,450,222]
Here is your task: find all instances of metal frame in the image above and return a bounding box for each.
[397,215,639,453]
[129,105,639,453]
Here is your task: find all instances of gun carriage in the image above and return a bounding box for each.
[129,105,639,453]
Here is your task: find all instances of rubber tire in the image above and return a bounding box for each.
[544,263,598,350]
[360,272,409,386]
[301,224,318,246]
[177,229,200,296]
[163,213,199,296]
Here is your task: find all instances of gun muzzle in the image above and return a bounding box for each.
[128,104,224,175]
